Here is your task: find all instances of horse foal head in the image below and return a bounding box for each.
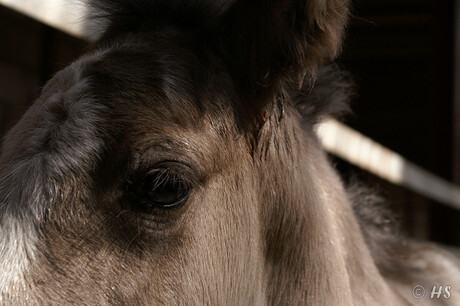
[3,1,424,305]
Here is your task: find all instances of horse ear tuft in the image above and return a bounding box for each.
[217,0,350,105]
[293,65,354,127]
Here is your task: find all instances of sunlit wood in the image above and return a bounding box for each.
[0,0,89,39]
[318,119,460,210]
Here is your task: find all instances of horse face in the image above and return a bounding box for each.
[0,34,268,303]
[1,0,350,303]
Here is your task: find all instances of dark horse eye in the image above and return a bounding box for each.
[128,169,190,210]
[142,171,189,208]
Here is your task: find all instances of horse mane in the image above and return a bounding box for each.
[347,183,401,274]
[292,65,353,127]
[296,68,403,273]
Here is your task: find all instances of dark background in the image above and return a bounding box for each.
[0,0,459,247]
[339,0,459,247]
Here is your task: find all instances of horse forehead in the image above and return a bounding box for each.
[24,58,105,166]
[0,38,234,206]
[0,44,226,203]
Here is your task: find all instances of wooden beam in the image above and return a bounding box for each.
[0,0,89,39]
[317,119,460,210]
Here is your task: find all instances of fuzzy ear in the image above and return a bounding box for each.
[217,0,350,100]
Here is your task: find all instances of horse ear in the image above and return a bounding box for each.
[217,0,350,100]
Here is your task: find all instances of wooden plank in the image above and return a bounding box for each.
[0,0,89,39]
[317,119,460,210]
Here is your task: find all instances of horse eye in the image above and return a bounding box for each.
[141,171,190,208]
[136,170,190,209]
[126,169,190,210]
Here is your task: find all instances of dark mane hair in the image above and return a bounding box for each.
[87,0,350,127]
[293,64,353,127]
